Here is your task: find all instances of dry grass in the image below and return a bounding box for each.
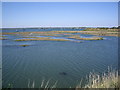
[80,28,119,37]
[15,37,70,42]
[68,35,103,40]
[2,32,59,36]
[2,30,119,37]
[15,37,51,41]
[1,30,118,42]
[51,31,80,33]
[76,67,118,88]
[2,32,16,35]
[84,28,119,32]
[28,79,58,89]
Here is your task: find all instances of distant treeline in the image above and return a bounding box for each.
[96,27,119,29]
[1,26,119,30]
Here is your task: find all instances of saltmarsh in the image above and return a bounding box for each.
[2,31,104,42]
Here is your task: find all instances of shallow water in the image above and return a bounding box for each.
[2,29,118,88]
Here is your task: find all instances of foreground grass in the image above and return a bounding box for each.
[77,68,118,88]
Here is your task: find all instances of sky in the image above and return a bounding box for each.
[1,0,120,2]
[2,2,118,28]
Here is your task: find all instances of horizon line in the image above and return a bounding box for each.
[1,26,118,28]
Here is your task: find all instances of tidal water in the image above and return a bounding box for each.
[2,29,118,88]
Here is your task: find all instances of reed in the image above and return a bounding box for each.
[76,67,118,88]
[28,79,58,89]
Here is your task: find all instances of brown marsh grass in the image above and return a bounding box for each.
[68,35,103,40]
[2,29,119,37]
[15,37,70,42]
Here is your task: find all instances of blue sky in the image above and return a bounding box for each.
[2,2,118,28]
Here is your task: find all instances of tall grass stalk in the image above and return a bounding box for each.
[76,67,118,88]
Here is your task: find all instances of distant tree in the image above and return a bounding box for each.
[111,27,118,29]
[118,26,120,29]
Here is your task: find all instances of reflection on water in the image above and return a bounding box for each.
[2,29,118,88]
